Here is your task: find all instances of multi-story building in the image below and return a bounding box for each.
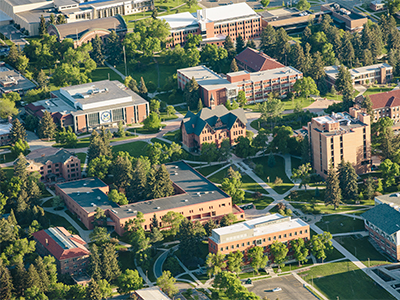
[208,214,310,261]
[0,62,36,95]
[19,147,81,182]
[0,122,12,146]
[55,161,245,236]
[362,194,400,261]
[32,227,90,275]
[25,80,149,133]
[369,0,385,11]
[181,105,247,152]
[159,3,261,48]
[47,15,127,48]
[355,90,400,130]
[177,65,302,108]
[235,48,285,73]
[324,63,393,87]
[0,0,153,36]
[308,107,371,179]
[321,3,367,32]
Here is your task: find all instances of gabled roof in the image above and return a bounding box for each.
[182,105,247,136]
[367,89,400,110]
[25,148,78,166]
[32,227,89,261]
[235,47,285,72]
[361,204,400,235]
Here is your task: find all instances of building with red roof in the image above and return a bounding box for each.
[32,227,90,275]
[356,89,400,129]
[235,48,285,73]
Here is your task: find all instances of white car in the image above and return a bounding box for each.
[272,287,282,292]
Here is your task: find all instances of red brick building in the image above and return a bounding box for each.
[235,47,285,73]
[181,105,247,152]
[32,227,90,275]
[55,162,244,236]
[208,214,310,261]
[159,3,261,48]
[20,147,81,182]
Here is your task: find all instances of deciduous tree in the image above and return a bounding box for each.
[117,269,142,295]
[291,163,312,190]
[270,241,288,268]
[206,252,226,277]
[157,271,179,298]
[248,246,269,274]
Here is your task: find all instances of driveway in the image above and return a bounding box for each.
[248,275,318,300]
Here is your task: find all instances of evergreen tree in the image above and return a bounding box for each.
[364,176,375,200]
[301,26,312,47]
[310,52,325,81]
[361,23,372,51]
[34,256,50,292]
[363,49,373,66]
[324,164,341,209]
[39,15,47,36]
[289,43,305,73]
[124,76,139,93]
[14,153,28,183]
[178,218,206,259]
[268,152,276,167]
[303,43,312,76]
[183,77,199,110]
[335,65,352,94]
[246,39,256,49]
[101,243,121,282]
[0,264,13,300]
[204,218,217,236]
[230,58,239,72]
[38,111,57,140]
[86,280,102,300]
[12,261,27,297]
[88,244,102,281]
[340,32,355,67]
[236,34,245,54]
[153,164,174,199]
[10,118,26,144]
[111,155,133,190]
[338,161,358,201]
[106,30,122,65]
[56,14,66,24]
[37,69,48,88]
[371,25,383,60]
[361,95,374,117]
[260,25,276,56]
[48,13,55,25]
[224,36,236,59]
[6,44,20,68]
[91,35,105,66]
[87,130,112,163]
[26,264,40,289]
[139,77,148,96]
[197,98,203,111]
[127,158,149,202]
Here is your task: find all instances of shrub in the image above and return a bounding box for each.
[254,164,263,176]
[274,177,283,185]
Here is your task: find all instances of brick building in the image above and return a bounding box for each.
[308,107,371,179]
[235,48,285,73]
[20,147,81,182]
[0,122,12,146]
[55,161,244,236]
[32,227,90,275]
[208,214,310,261]
[362,196,400,261]
[321,3,367,32]
[159,3,261,48]
[324,63,393,87]
[181,105,247,152]
[25,80,149,133]
[369,0,385,11]
[0,62,36,95]
[355,90,400,130]
[177,65,302,108]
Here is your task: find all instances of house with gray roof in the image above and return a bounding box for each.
[181,105,247,152]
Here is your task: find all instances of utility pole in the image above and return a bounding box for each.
[123,45,127,77]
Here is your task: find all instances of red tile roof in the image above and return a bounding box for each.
[235,47,285,72]
[368,89,400,110]
[32,227,90,261]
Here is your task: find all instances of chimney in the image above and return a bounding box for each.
[45,239,49,245]
[41,154,45,157]
[8,116,12,124]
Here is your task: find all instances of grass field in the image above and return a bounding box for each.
[111,141,149,157]
[90,66,123,82]
[363,85,396,96]
[315,215,365,234]
[334,236,393,267]
[0,152,17,163]
[251,155,294,194]
[299,260,395,300]
[291,202,367,215]
[291,156,302,170]
[242,192,274,210]
[196,164,228,177]
[45,212,78,235]
[76,153,87,169]
[53,137,90,149]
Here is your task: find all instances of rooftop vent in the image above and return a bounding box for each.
[97,196,101,200]
[128,209,132,211]
[83,183,87,186]
[86,191,90,194]
[156,207,160,209]
[175,166,178,169]
[184,199,188,202]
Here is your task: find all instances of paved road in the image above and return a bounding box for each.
[248,275,318,300]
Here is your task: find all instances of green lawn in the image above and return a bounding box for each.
[3,166,14,179]
[90,66,123,82]
[159,111,178,121]
[315,215,366,234]
[240,174,268,194]
[291,156,302,170]
[53,137,90,149]
[363,85,396,96]
[242,192,274,210]
[65,210,88,230]
[251,155,294,194]
[127,124,165,135]
[156,90,185,105]
[163,129,180,142]
[325,247,346,262]
[42,199,53,207]
[299,260,396,300]
[111,141,149,157]
[207,169,226,184]
[76,153,87,168]
[334,236,393,267]
[196,163,228,177]
[0,152,17,163]
[285,189,324,203]
[45,212,78,235]
[110,134,137,142]
[291,202,368,215]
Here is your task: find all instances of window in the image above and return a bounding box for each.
[48,165,51,168]
[88,113,100,126]
[221,248,223,251]
[247,242,250,246]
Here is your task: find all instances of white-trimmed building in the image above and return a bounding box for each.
[135,287,172,300]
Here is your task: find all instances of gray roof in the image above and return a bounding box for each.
[0,63,36,93]
[361,204,400,235]
[182,105,247,136]
[56,161,231,218]
[27,148,77,165]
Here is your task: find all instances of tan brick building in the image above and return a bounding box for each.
[235,47,285,73]
[32,227,90,275]
[208,214,310,261]
[308,107,371,179]
[181,105,247,152]
[321,3,367,32]
[55,162,244,236]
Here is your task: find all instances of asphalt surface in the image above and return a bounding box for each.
[248,275,318,300]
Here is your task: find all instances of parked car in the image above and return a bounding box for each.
[272,287,282,292]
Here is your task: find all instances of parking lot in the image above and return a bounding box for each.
[248,275,318,300]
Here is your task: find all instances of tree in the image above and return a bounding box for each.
[108,189,128,205]
[101,243,121,282]
[0,264,13,300]
[309,232,333,263]
[88,244,102,281]
[361,95,374,117]
[124,76,139,93]
[152,164,174,199]
[269,125,293,154]
[237,90,247,107]
[200,142,219,163]
[293,77,319,98]
[89,226,111,244]
[236,34,245,54]
[37,69,48,88]
[162,211,185,235]
[186,0,197,8]
[111,155,133,190]
[106,30,122,65]
[324,164,341,209]
[364,176,375,200]
[157,270,179,298]
[335,65,353,94]
[206,252,227,277]
[16,55,29,74]
[183,77,199,110]
[178,218,206,259]
[117,269,143,295]
[166,105,176,117]
[11,139,29,156]
[204,218,217,236]
[39,15,47,36]
[26,264,40,289]
[139,77,148,96]
[201,44,228,72]
[380,159,400,189]
[291,238,309,266]
[224,36,236,59]
[230,58,239,72]
[221,171,245,204]
[56,14,66,24]
[338,161,358,200]
[38,111,57,140]
[297,0,310,10]
[6,44,20,68]
[14,152,29,182]
[91,35,104,66]
[258,96,284,129]
[227,250,243,274]
[291,163,312,190]
[143,111,161,132]
[88,155,112,180]
[86,280,102,300]
[261,0,270,7]
[248,246,269,274]
[94,207,106,227]
[184,33,202,50]
[235,136,256,158]
[0,96,18,118]
[270,241,288,268]
[220,213,236,227]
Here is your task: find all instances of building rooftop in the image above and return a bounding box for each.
[135,287,172,300]
[363,89,400,110]
[158,12,198,30]
[324,63,392,80]
[0,123,11,136]
[375,193,400,207]
[235,47,285,72]
[312,111,368,136]
[196,3,259,23]
[210,214,308,244]
[56,161,231,218]
[32,226,90,261]
[24,148,78,166]
[4,0,51,6]
[362,204,400,235]
[322,3,366,20]
[0,62,36,93]
[182,105,247,136]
